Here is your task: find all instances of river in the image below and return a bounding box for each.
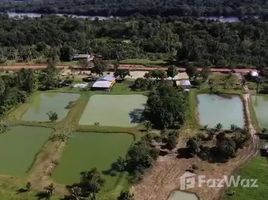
[2,12,245,23]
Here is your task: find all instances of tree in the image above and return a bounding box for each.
[17,69,36,93]
[60,45,74,61]
[217,138,236,159]
[145,84,186,128]
[125,140,158,181]
[79,168,105,200]
[165,131,179,150]
[143,120,152,133]
[166,65,177,79]
[39,61,59,90]
[93,59,107,76]
[0,120,9,134]
[186,137,201,155]
[26,182,31,192]
[46,111,58,122]
[186,65,197,79]
[114,69,130,80]
[70,186,83,200]
[149,70,167,80]
[215,123,223,131]
[117,191,134,200]
[44,183,55,199]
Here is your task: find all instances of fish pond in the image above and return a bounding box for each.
[52,132,133,193]
[79,95,147,127]
[197,94,244,129]
[168,191,199,200]
[22,92,80,122]
[251,95,268,129]
[0,126,51,177]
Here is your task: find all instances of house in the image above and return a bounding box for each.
[91,75,116,90]
[72,54,94,62]
[176,80,191,90]
[250,70,259,78]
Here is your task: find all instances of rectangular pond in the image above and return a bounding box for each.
[0,126,51,177]
[79,95,147,127]
[251,95,268,129]
[52,132,133,192]
[22,92,80,122]
[197,94,244,129]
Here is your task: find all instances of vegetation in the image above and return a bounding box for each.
[67,168,105,200]
[1,0,267,18]
[0,16,267,67]
[145,83,187,128]
[224,156,268,200]
[46,111,58,122]
[186,125,249,162]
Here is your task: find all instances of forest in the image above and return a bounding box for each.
[0,15,267,68]
[0,0,268,18]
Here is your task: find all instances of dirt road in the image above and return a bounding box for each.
[132,90,259,200]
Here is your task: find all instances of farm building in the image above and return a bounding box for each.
[176,80,191,90]
[72,54,94,62]
[91,75,116,90]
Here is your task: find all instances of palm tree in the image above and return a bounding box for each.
[215,123,223,131]
[117,191,135,200]
[79,168,105,200]
[143,120,152,133]
[46,111,58,122]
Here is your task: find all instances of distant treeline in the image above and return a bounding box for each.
[1,0,268,19]
[0,15,267,68]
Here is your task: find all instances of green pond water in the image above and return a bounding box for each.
[52,132,133,191]
[22,92,80,122]
[197,94,244,129]
[79,95,147,127]
[168,191,199,200]
[252,95,268,129]
[0,126,51,177]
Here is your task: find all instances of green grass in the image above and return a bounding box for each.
[0,126,51,177]
[186,89,200,129]
[119,58,167,66]
[52,132,134,199]
[0,179,59,200]
[224,156,268,200]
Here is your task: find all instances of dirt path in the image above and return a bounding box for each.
[132,90,259,200]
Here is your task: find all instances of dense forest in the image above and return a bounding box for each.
[0,0,268,18]
[0,15,267,68]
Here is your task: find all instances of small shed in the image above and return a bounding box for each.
[91,75,116,90]
[250,70,259,78]
[176,80,191,90]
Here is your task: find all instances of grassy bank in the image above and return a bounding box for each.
[224,156,268,200]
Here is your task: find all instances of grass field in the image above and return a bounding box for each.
[79,94,147,127]
[0,126,51,177]
[224,156,268,200]
[52,132,133,198]
[119,58,167,66]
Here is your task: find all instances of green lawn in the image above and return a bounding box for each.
[224,156,268,200]
[119,58,167,66]
[0,126,51,177]
[52,132,133,199]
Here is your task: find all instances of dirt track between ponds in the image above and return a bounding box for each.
[132,91,259,200]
